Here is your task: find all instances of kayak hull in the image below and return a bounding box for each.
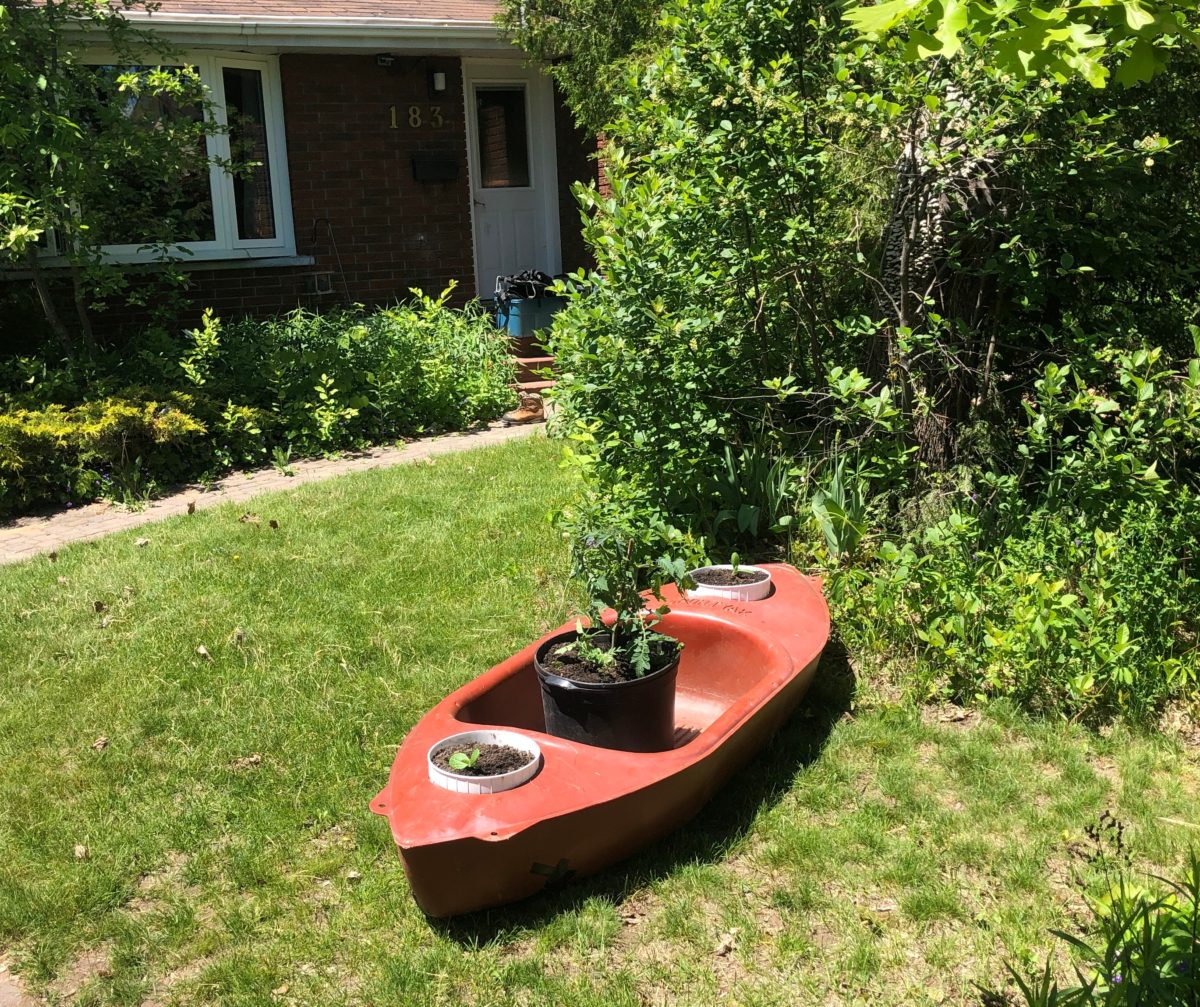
[371,563,829,918]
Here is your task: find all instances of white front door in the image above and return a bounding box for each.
[462,59,562,299]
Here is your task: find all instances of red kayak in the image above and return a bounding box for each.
[370,563,829,917]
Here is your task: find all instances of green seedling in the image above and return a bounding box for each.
[564,618,618,669]
[447,748,481,771]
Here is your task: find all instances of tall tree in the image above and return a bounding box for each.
[1,0,219,355]
[497,0,665,135]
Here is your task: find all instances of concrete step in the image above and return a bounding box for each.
[514,379,555,394]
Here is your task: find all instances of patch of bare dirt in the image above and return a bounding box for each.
[1159,704,1200,751]
[139,959,208,1007]
[128,851,197,914]
[0,957,39,1007]
[1089,756,1121,788]
[921,705,981,730]
[307,824,355,853]
[48,944,112,1000]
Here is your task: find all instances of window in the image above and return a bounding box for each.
[475,87,531,188]
[49,52,293,264]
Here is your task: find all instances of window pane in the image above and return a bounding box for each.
[476,87,530,188]
[87,66,216,246]
[223,67,276,240]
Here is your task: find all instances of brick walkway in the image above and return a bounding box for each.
[0,421,543,567]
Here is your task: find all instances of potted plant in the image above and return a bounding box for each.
[686,552,772,602]
[536,504,699,753]
[427,729,542,794]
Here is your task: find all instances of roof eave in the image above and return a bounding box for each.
[119,11,515,52]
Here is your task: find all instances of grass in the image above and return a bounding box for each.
[1,433,1198,1006]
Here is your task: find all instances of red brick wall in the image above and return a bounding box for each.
[187,53,476,317]
[1,54,600,341]
[553,85,602,276]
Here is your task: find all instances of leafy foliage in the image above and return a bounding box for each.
[0,291,516,515]
[554,477,703,676]
[496,0,665,135]
[1002,851,1200,1004]
[828,346,1200,720]
[843,0,1200,88]
[542,0,1200,718]
[0,0,230,352]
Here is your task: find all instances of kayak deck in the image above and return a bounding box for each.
[371,563,829,917]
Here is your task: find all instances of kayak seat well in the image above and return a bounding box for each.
[452,612,783,746]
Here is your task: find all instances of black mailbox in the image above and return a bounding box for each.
[411,154,460,183]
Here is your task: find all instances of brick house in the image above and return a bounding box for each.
[17,0,599,322]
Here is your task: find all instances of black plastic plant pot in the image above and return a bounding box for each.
[533,629,680,753]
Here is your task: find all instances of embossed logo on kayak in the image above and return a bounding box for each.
[676,598,752,616]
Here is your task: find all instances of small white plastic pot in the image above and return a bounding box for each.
[685,564,773,602]
[427,729,542,795]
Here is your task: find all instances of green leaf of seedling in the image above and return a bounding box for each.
[447,748,480,771]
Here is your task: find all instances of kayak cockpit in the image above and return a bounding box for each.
[451,611,789,746]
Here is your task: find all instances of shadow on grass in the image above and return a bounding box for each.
[432,637,856,945]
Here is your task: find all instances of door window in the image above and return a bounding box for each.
[475,86,530,188]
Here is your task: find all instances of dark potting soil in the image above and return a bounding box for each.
[692,567,768,586]
[542,635,680,685]
[431,743,532,776]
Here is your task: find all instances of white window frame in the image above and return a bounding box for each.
[42,50,295,265]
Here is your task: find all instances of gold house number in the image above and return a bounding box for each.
[389,105,446,129]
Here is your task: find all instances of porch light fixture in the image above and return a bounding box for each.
[429,70,447,94]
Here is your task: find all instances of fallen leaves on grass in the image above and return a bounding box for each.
[196,645,212,661]
[91,736,109,751]
[135,537,150,548]
[231,754,263,771]
[73,844,89,860]
[239,513,260,525]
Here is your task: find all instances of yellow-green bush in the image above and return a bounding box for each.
[0,394,207,515]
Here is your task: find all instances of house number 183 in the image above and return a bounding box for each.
[390,105,445,129]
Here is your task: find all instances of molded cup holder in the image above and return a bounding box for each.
[427,729,542,794]
[685,565,772,602]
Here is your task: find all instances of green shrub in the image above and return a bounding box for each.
[0,289,516,516]
[0,392,207,513]
[828,346,1200,721]
[170,288,516,454]
[998,851,1199,1005]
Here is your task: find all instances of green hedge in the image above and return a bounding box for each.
[0,290,516,516]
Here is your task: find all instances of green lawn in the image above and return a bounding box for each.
[1,434,1197,1007]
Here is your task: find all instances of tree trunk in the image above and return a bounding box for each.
[25,246,75,358]
[68,260,99,356]
[869,91,1000,470]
